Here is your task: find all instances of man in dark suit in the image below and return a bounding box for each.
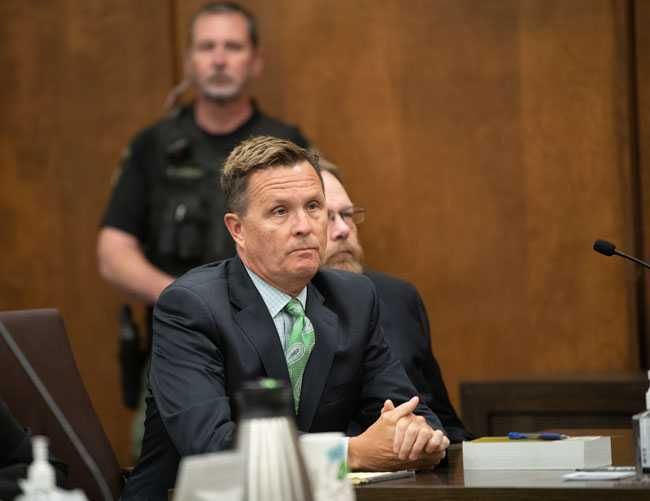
[320,164,473,443]
[121,137,449,500]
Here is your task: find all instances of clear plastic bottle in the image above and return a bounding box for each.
[27,436,56,492]
[16,436,56,501]
[17,436,89,501]
[632,370,650,477]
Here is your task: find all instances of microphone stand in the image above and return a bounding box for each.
[613,249,650,270]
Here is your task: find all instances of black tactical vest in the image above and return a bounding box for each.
[146,109,235,277]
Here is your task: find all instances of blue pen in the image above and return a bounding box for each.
[507,432,568,440]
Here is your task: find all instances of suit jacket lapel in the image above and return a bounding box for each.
[297,281,339,431]
[228,257,290,384]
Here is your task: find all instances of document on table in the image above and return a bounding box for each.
[562,471,636,481]
[347,470,414,485]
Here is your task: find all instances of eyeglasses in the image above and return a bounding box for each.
[328,207,366,226]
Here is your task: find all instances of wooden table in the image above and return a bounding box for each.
[355,443,650,501]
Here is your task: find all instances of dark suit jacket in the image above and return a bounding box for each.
[365,271,473,443]
[122,257,442,500]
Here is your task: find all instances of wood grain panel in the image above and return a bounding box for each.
[0,0,175,465]
[516,0,636,373]
[635,0,650,370]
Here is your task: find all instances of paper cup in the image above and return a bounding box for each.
[299,432,355,501]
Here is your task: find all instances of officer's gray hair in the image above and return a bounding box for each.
[221,136,321,214]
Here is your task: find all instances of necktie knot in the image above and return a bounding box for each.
[285,298,304,319]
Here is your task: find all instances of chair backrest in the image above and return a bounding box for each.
[0,308,122,500]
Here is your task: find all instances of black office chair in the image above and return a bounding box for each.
[0,308,123,500]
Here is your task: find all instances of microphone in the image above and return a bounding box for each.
[0,320,115,501]
[593,239,650,270]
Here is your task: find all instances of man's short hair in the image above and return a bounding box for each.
[188,1,259,48]
[221,136,321,214]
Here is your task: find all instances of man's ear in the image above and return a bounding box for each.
[224,212,244,247]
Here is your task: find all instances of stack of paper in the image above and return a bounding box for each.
[462,436,611,470]
[347,470,414,485]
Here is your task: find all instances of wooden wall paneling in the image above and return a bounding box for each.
[0,3,67,311]
[635,0,650,370]
[517,0,637,374]
[0,1,176,465]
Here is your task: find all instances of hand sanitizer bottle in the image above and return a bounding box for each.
[27,436,56,492]
[17,435,56,500]
[17,436,89,501]
[633,370,650,477]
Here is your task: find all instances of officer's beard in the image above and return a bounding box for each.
[197,73,247,105]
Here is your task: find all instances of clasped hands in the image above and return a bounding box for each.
[347,396,449,471]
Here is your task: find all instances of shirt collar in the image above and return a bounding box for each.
[244,265,307,317]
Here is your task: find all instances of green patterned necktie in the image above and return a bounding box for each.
[284,298,316,412]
